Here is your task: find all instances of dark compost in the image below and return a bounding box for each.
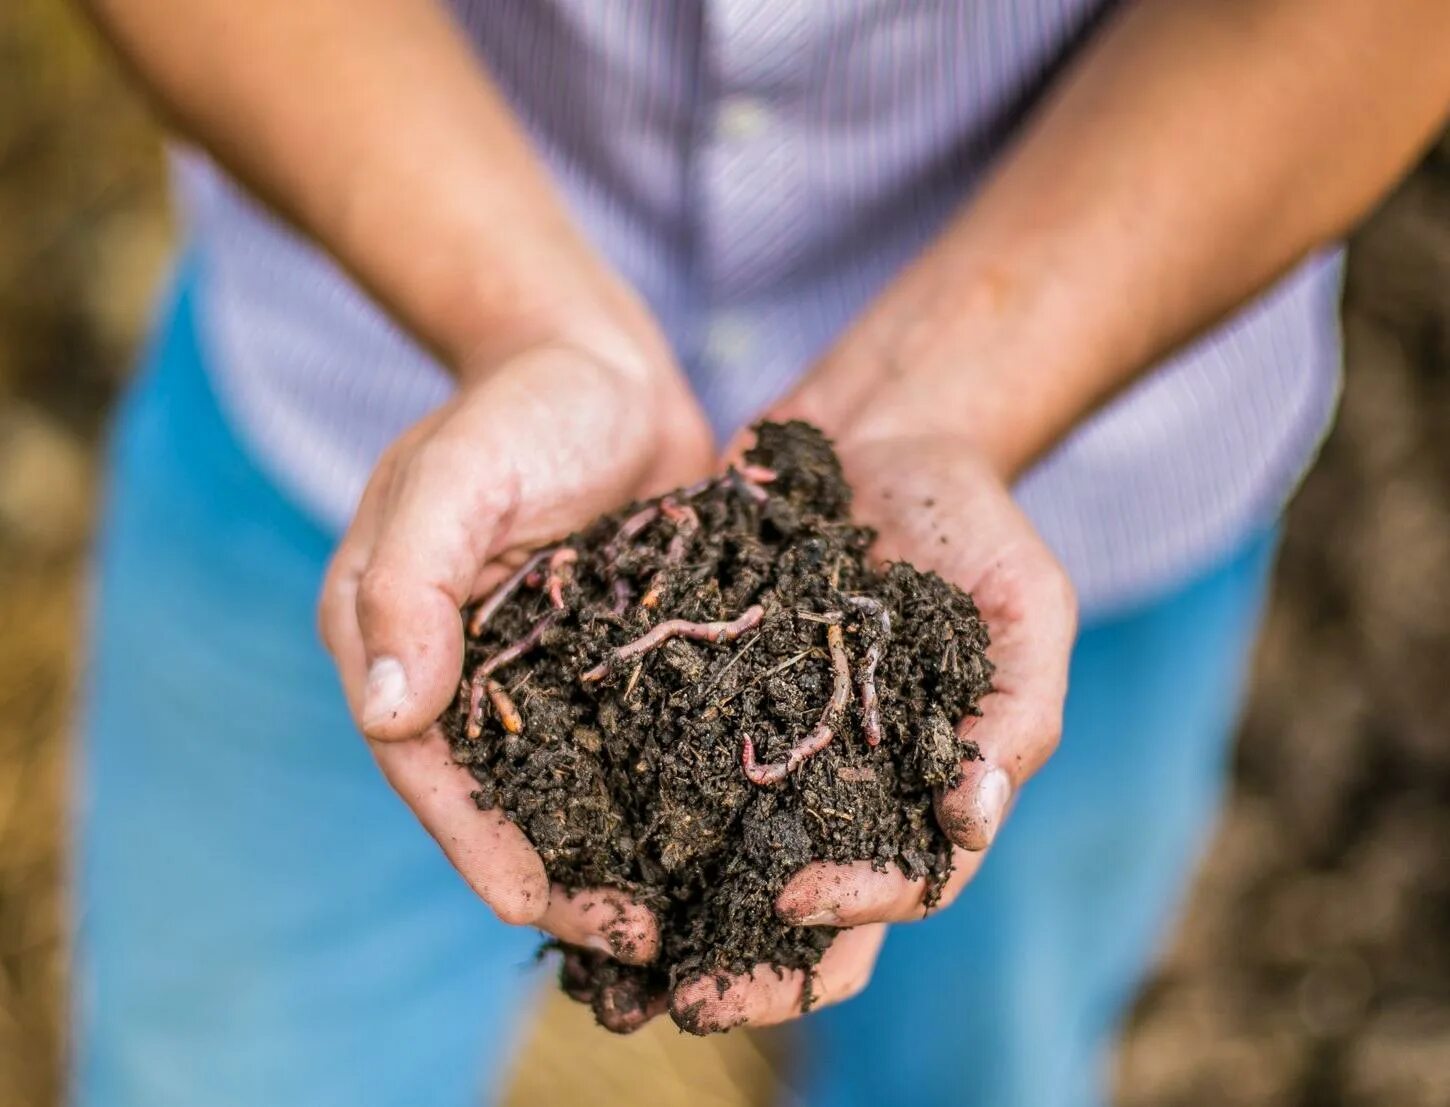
[444,422,994,1030]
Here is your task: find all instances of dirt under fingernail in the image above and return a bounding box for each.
[447,422,993,1026]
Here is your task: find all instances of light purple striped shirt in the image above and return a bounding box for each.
[174,0,1343,616]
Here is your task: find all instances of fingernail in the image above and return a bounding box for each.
[362,656,409,729]
[584,934,614,956]
[795,909,843,927]
[973,766,1013,849]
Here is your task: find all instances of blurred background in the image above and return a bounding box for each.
[1,3,1446,1105]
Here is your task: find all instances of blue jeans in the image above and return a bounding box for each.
[73,272,1278,1107]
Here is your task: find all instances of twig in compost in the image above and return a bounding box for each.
[624,662,644,701]
[702,647,811,719]
[699,632,762,697]
[795,609,843,625]
[740,623,852,786]
[641,498,699,609]
[545,547,578,609]
[846,596,891,747]
[467,549,553,636]
[580,605,765,683]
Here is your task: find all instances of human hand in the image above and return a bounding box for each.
[319,338,713,1013]
[670,431,1077,1032]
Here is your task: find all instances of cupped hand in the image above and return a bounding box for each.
[671,431,1077,1033]
[319,339,713,1009]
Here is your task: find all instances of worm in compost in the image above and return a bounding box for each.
[846,595,891,747]
[545,547,578,609]
[640,498,699,608]
[466,612,559,733]
[610,578,633,615]
[740,623,852,785]
[479,611,559,677]
[463,677,485,740]
[485,678,524,734]
[605,504,661,564]
[580,604,765,683]
[729,465,773,504]
[467,548,553,636]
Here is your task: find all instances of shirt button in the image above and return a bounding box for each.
[703,314,755,366]
[715,96,772,143]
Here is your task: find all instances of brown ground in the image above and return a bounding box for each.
[1,4,1446,1105]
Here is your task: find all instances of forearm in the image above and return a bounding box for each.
[808,0,1450,477]
[82,0,657,376]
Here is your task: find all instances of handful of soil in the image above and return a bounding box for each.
[445,422,992,1029]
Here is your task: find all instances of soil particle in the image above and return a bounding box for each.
[445,421,993,1028]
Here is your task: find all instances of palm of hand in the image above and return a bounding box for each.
[319,342,713,1015]
[663,433,1078,1033]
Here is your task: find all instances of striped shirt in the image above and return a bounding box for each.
[174,0,1343,616]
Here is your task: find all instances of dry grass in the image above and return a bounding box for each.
[2,3,1447,1105]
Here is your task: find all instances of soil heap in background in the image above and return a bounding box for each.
[445,422,993,1029]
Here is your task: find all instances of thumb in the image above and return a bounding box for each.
[355,454,520,741]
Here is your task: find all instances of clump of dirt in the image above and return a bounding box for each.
[445,421,992,1029]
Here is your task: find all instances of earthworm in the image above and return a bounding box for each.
[474,611,560,683]
[640,498,699,609]
[485,678,523,734]
[466,612,560,734]
[728,465,772,504]
[846,596,891,747]
[610,578,633,615]
[604,504,661,563]
[603,465,773,582]
[467,549,553,636]
[741,623,851,786]
[545,547,578,610]
[581,604,765,683]
[464,677,485,740]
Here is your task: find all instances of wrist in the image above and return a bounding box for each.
[443,257,674,396]
[332,156,672,391]
[808,257,1117,483]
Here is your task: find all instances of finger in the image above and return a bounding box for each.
[354,438,522,741]
[559,947,670,1035]
[596,979,670,1035]
[776,849,987,927]
[937,548,1078,852]
[537,886,660,966]
[670,924,886,1035]
[635,375,716,498]
[318,465,390,720]
[371,726,548,925]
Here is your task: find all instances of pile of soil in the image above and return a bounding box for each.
[445,422,993,1029]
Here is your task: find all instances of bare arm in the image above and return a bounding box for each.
[784,0,1450,476]
[84,1,713,978]
[81,0,662,376]
[687,0,1450,1034]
